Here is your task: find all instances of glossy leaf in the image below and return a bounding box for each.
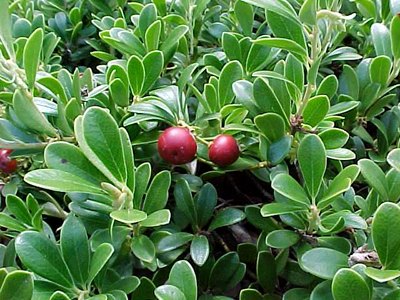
[298,134,326,200]
[143,171,171,213]
[60,215,90,287]
[167,260,197,300]
[332,269,370,300]
[372,202,400,269]
[359,159,389,200]
[0,271,33,300]
[23,28,43,89]
[131,235,156,263]
[15,231,74,288]
[208,208,246,231]
[190,235,209,266]
[300,248,348,279]
[271,173,310,206]
[88,243,114,283]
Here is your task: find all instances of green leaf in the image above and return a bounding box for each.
[299,0,316,25]
[266,230,300,249]
[110,209,147,224]
[339,65,359,100]
[388,148,400,172]
[300,248,349,279]
[332,269,371,300]
[261,203,308,217]
[371,23,392,57]
[256,251,276,293]
[218,61,244,107]
[120,128,135,192]
[110,78,129,107]
[234,1,254,36]
[15,231,74,288]
[285,54,304,99]
[370,55,392,86]
[208,208,245,231]
[241,0,297,16]
[190,235,209,266]
[24,169,104,194]
[155,285,186,300]
[127,56,144,96]
[87,295,107,300]
[60,215,90,287]
[5,195,31,225]
[139,4,157,39]
[88,243,114,283]
[271,173,310,206]
[0,0,15,58]
[390,15,400,60]
[0,271,33,300]
[239,289,264,300]
[167,260,197,300]
[318,128,349,149]
[266,10,306,50]
[358,159,389,199]
[317,75,338,99]
[196,183,217,229]
[160,25,188,59]
[222,33,241,61]
[372,202,400,269]
[255,113,285,142]
[298,134,326,200]
[209,252,246,291]
[131,235,156,263]
[156,232,193,253]
[310,280,334,300]
[0,213,26,231]
[50,291,71,300]
[269,135,293,165]
[13,90,57,137]
[143,171,171,213]
[142,51,164,94]
[145,20,162,51]
[103,276,140,294]
[283,288,311,300]
[133,162,151,209]
[302,96,330,127]
[23,28,43,89]
[174,179,197,225]
[45,142,107,185]
[78,107,126,186]
[364,268,400,283]
[140,209,171,227]
[253,77,288,122]
[254,38,307,60]
[318,165,359,209]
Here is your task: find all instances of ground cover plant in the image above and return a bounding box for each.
[0,0,400,299]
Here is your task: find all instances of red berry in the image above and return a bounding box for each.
[0,149,12,157]
[208,134,240,166]
[0,149,17,174]
[0,159,17,174]
[158,127,197,165]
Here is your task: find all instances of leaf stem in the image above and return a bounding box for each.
[297,25,319,116]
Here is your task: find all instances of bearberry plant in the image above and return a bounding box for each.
[0,0,400,299]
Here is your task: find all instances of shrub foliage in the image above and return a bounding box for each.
[0,0,400,299]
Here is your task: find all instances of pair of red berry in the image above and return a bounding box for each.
[0,149,17,174]
[158,127,240,166]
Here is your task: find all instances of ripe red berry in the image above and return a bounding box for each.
[0,149,17,174]
[208,134,240,166]
[0,149,12,157]
[158,127,197,165]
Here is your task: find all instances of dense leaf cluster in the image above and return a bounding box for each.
[0,0,400,299]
